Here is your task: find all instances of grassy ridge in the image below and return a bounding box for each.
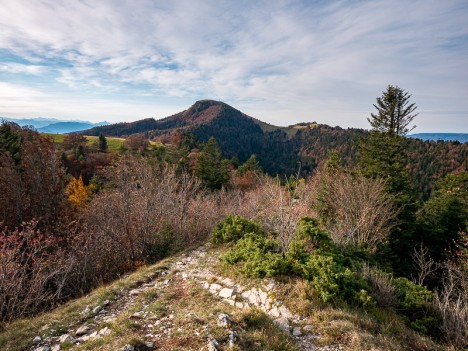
[43,133,125,152]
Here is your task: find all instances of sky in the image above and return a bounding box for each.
[0,0,467,132]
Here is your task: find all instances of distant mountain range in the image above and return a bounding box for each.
[0,117,109,134]
[408,133,468,143]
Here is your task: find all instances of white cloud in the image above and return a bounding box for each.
[0,0,467,131]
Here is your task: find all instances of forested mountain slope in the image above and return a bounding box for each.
[81,100,467,198]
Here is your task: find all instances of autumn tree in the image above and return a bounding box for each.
[66,175,92,209]
[0,122,68,230]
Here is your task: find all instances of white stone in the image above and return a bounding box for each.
[33,336,42,344]
[92,306,102,314]
[303,325,313,332]
[292,327,302,336]
[217,313,232,328]
[51,345,60,351]
[58,334,75,344]
[224,298,235,306]
[274,316,290,333]
[99,327,111,336]
[219,288,235,299]
[268,307,280,318]
[121,345,134,351]
[129,289,142,296]
[145,341,154,348]
[278,305,293,319]
[75,324,96,336]
[34,347,50,351]
[209,283,222,291]
[258,290,268,304]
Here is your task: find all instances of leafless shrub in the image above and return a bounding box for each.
[303,169,398,251]
[238,176,310,253]
[0,221,69,323]
[361,263,398,308]
[411,243,436,285]
[433,260,468,348]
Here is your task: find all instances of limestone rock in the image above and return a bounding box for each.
[219,287,235,299]
[292,327,302,336]
[217,313,232,328]
[33,336,42,344]
[58,334,75,344]
[121,345,134,351]
[274,316,290,333]
[75,323,96,336]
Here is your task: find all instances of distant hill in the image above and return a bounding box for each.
[38,121,109,134]
[81,100,467,199]
[408,133,468,143]
[1,117,109,134]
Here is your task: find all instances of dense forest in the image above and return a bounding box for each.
[81,100,467,200]
[0,87,467,349]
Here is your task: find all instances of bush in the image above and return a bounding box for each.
[392,277,437,334]
[212,215,262,244]
[223,232,287,277]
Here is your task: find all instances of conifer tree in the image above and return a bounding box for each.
[195,137,230,190]
[98,132,108,152]
[359,86,419,275]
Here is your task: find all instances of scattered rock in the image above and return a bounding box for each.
[121,344,134,351]
[58,334,75,344]
[34,347,50,351]
[274,316,290,333]
[207,339,219,351]
[269,306,280,318]
[292,327,302,336]
[80,305,91,315]
[99,326,111,335]
[209,283,222,292]
[51,345,60,351]
[278,305,293,319]
[303,325,313,332]
[219,287,235,299]
[33,336,42,344]
[217,313,232,328]
[145,341,154,348]
[129,289,142,296]
[92,306,102,314]
[75,323,96,336]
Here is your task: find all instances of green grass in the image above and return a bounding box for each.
[43,133,125,152]
[84,135,125,152]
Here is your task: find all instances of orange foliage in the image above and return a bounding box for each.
[66,175,91,208]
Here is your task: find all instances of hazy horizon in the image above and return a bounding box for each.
[1,1,467,133]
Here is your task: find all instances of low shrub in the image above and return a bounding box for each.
[212,215,262,244]
[223,232,287,277]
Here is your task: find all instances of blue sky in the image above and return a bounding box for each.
[0,0,467,132]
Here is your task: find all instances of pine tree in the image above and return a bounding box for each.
[98,132,108,152]
[195,137,230,190]
[368,85,418,136]
[359,86,420,275]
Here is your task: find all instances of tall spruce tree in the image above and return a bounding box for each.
[98,132,108,152]
[195,137,230,190]
[368,85,418,136]
[359,86,420,275]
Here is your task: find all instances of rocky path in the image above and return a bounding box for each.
[30,244,342,351]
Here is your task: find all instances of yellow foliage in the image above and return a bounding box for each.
[66,175,91,208]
